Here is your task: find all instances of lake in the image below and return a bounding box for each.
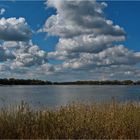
[0,85,140,109]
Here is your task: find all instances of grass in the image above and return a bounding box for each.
[0,101,140,139]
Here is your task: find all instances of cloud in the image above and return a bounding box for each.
[0,17,32,41]
[42,0,125,38]
[0,45,15,61]
[39,0,140,81]
[49,34,125,56]
[43,0,126,56]
[62,45,140,69]
[0,8,5,15]
[9,41,48,68]
[37,63,55,75]
[0,41,48,68]
[0,39,57,79]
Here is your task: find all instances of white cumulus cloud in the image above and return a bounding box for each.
[0,17,32,41]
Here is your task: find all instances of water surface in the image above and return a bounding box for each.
[0,85,140,108]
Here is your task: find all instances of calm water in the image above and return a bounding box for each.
[0,85,140,108]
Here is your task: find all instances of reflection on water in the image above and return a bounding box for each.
[0,85,140,108]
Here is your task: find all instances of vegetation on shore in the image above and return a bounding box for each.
[0,78,140,85]
[0,101,140,139]
[0,78,52,85]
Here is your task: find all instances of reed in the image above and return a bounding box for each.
[0,101,140,139]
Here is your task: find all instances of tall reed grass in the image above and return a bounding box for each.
[0,101,140,139]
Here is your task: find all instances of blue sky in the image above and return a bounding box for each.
[0,0,140,81]
[105,1,140,52]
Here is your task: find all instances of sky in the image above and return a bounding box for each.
[0,0,140,81]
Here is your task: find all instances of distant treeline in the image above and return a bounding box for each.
[53,80,140,85]
[0,78,52,85]
[0,78,140,85]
